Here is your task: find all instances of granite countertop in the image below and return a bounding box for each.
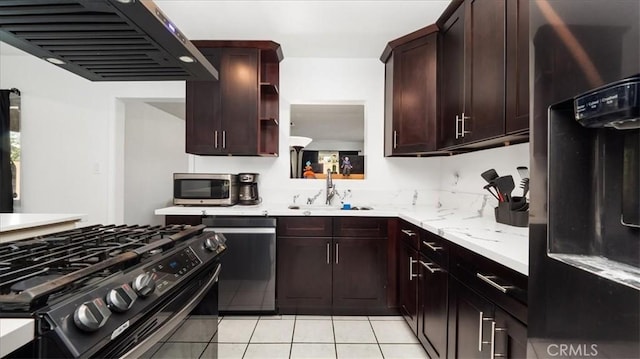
[156,204,528,276]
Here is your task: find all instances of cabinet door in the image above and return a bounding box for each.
[439,2,465,149]
[505,0,529,134]
[494,308,527,359]
[277,236,332,313]
[447,279,493,359]
[333,237,387,312]
[463,0,506,143]
[186,49,222,155]
[398,240,419,334]
[219,48,259,155]
[391,34,438,154]
[418,255,448,359]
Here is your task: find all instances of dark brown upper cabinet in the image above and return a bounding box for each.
[381,25,444,156]
[186,41,282,156]
[438,0,529,151]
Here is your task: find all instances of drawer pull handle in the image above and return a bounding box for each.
[490,321,507,359]
[409,256,418,281]
[419,260,443,273]
[422,241,443,251]
[401,229,416,237]
[476,273,515,293]
[326,242,330,264]
[478,311,494,352]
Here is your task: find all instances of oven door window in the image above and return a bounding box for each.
[176,179,229,199]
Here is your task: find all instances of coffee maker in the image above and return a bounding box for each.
[238,173,260,205]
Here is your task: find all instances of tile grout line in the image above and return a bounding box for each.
[289,315,297,359]
[240,317,260,359]
[368,318,385,359]
[332,317,338,359]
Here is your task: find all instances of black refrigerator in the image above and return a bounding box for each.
[529,1,639,358]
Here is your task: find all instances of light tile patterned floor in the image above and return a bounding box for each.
[146,315,428,359]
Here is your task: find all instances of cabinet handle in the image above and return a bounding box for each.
[335,243,339,264]
[419,260,443,273]
[214,130,218,148]
[490,321,507,359]
[393,130,398,149]
[422,241,442,251]
[461,112,471,137]
[409,256,418,281]
[401,229,416,237]
[455,114,460,139]
[477,273,515,294]
[478,311,494,352]
[222,130,226,149]
[326,242,330,264]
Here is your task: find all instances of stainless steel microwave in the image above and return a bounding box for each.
[173,173,239,206]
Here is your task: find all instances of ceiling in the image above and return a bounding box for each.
[154,0,451,58]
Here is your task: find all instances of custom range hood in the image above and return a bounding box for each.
[0,0,218,81]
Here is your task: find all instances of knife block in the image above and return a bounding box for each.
[494,202,529,227]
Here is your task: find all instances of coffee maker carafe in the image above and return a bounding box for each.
[238,173,260,205]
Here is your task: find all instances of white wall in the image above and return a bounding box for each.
[439,143,530,195]
[0,46,183,224]
[0,45,528,222]
[124,101,188,225]
[194,57,443,203]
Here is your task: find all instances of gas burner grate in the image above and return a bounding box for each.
[0,224,204,311]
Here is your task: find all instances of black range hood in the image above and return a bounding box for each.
[0,0,218,81]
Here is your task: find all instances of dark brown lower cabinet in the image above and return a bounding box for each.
[418,253,448,359]
[277,236,332,312]
[332,237,387,312]
[398,238,419,334]
[447,278,527,359]
[447,278,494,359]
[494,307,527,359]
[277,217,390,315]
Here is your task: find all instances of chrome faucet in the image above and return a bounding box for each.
[326,169,337,205]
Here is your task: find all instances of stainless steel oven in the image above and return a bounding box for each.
[0,224,226,359]
[173,173,239,206]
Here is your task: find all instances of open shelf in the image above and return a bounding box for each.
[260,82,279,95]
[260,117,279,126]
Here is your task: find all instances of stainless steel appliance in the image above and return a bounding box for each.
[0,0,218,82]
[237,173,260,205]
[0,224,226,358]
[202,217,276,313]
[530,1,639,357]
[173,173,238,206]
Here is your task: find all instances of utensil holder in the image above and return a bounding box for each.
[494,202,529,227]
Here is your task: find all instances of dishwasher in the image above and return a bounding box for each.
[202,216,276,314]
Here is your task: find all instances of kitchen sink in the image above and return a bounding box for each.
[287,205,373,211]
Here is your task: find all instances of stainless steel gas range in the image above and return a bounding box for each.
[0,224,226,358]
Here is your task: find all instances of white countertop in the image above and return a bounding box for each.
[0,213,86,243]
[0,318,34,357]
[156,204,529,275]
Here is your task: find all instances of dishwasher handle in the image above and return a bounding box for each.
[204,227,276,234]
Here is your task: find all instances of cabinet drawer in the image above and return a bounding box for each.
[165,215,203,226]
[450,245,528,324]
[399,222,421,250]
[334,217,389,237]
[277,217,332,237]
[420,230,449,268]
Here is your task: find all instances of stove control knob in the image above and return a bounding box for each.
[204,233,225,252]
[74,298,111,332]
[132,273,156,298]
[106,284,138,312]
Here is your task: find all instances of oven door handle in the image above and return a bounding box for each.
[118,263,222,359]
